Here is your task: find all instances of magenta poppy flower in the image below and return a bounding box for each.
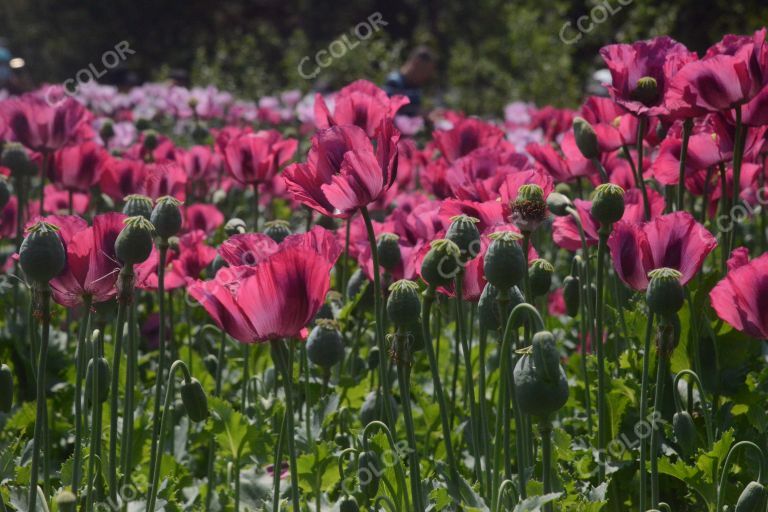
[219,226,341,270]
[528,106,575,141]
[446,147,531,201]
[433,117,507,163]
[100,158,148,202]
[183,204,224,235]
[179,145,225,184]
[135,246,187,291]
[438,199,507,234]
[420,157,453,199]
[284,120,399,218]
[51,141,108,193]
[527,132,598,183]
[608,211,717,290]
[314,80,409,137]
[710,252,768,339]
[600,36,698,116]
[169,230,217,283]
[0,92,89,151]
[580,96,642,152]
[224,130,298,186]
[144,161,187,201]
[43,185,89,215]
[45,213,125,307]
[189,246,334,343]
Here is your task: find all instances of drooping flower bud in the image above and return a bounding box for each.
[478,283,500,331]
[420,239,461,288]
[528,258,554,297]
[306,320,345,369]
[264,220,291,243]
[0,175,10,211]
[224,217,247,237]
[203,354,218,377]
[546,192,573,217]
[0,364,13,413]
[562,275,580,317]
[20,221,66,285]
[631,76,659,106]
[122,194,153,219]
[387,280,421,328]
[646,268,684,317]
[590,183,625,225]
[116,216,155,265]
[672,410,699,458]
[339,496,360,512]
[483,231,526,291]
[445,215,481,261]
[377,233,402,271]
[85,356,111,405]
[181,377,209,422]
[360,390,398,426]
[151,196,183,240]
[358,450,381,498]
[513,330,569,417]
[735,481,767,512]
[55,490,77,512]
[510,184,547,232]
[573,117,600,159]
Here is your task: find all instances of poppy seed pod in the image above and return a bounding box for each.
[0,364,13,413]
[116,216,155,265]
[1,142,34,175]
[735,481,767,512]
[529,258,554,297]
[142,129,159,152]
[631,76,659,107]
[387,280,421,328]
[563,275,580,317]
[19,221,66,285]
[339,496,360,512]
[446,215,481,261]
[181,377,209,422]
[306,320,345,369]
[513,331,569,417]
[0,176,10,211]
[224,217,247,237]
[573,117,600,160]
[122,194,154,219]
[546,192,573,217]
[377,233,402,271]
[646,268,685,317]
[483,231,526,291]
[151,196,183,240]
[672,410,699,458]
[55,490,77,512]
[511,184,547,232]
[590,183,625,225]
[421,239,461,288]
[99,119,115,142]
[264,220,291,243]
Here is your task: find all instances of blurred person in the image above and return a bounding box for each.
[384,45,436,116]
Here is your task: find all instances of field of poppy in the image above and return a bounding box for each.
[2,27,768,512]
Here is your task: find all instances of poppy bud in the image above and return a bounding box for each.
[563,275,580,317]
[0,364,13,413]
[142,129,159,152]
[151,196,183,240]
[264,220,291,243]
[483,231,526,291]
[203,354,218,377]
[358,450,381,498]
[420,239,461,288]
[377,233,402,271]
[85,357,111,405]
[672,411,699,458]
[347,268,373,308]
[446,215,481,261]
[387,280,421,328]
[590,183,625,225]
[573,117,600,159]
[122,194,153,219]
[181,377,209,422]
[0,176,10,211]
[20,221,66,285]
[735,481,767,512]
[55,490,77,512]
[339,496,360,512]
[511,184,547,232]
[306,320,345,369]
[528,258,554,297]
[224,218,247,237]
[360,391,398,426]
[514,330,569,417]
[478,283,500,331]
[99,119,115,143]
[116,216,155,265]
[646,268,684,317]
[546,192,573,217]
[631,76,659,107]
[367,346,380,370]
[1,142,34,176]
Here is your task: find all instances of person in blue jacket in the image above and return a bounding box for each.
[384,45,436,116]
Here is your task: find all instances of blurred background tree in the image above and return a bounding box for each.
[1,0,766,115]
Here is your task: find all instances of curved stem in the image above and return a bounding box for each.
[673,370,714,447]
[361,420,411,512]
[638,312,655,512]
[72,297,93,497]
[716,441,766,512]
[28,286,51,512]
[494,479,519,512]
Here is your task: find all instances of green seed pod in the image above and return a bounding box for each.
[360,391,398,426]
[387,280,421,328]
[142,129,159,152]
[513,331,569,417]
[358,450,381,498]
[445,215,481,261]
[563,275,580,317]
[377,233,402,271]
[554,182,572,196]
[478,283,500,331]
[420,239,461,288]
[672,411,699,458]
[528,259,554,297]
[203,354,218,377]
[264,220,291,243]
[115,216,155,265]
[20,221,66,284]
[85,357,111,405]
[99,119,115,142]
[483,231,526,291]
[631,76,659,106]
[135,118,150,131]
[224,217,247,237]
[151,196,183,240]
[573,117,600,159]
[646,268,684,317]
[122,194,153,219]
[1,142,34,176]
[511,184,547,232]
[735,481,767,512]
[55,490,77,512]
[181,377,209,422]
[0,364,13,413]
[546,192,573,217]
[590,183,625,225]
[339,496,360,512]
[367,346,380,371]
[0,175,10,211]
[306,320,345,369]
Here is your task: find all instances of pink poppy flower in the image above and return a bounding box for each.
[314,80,409,137]
[144,161,187,201]
[43,185,89,215]
[528,106,575,141]
[710,252,768,339]
[51,141,108,193]
[183,203,224,235]
[100,157,148,202]
[433,117,506,163]
[0,92,89,151]
[580,96,642,152]
[179,145,225,184]
[224,130,298,186]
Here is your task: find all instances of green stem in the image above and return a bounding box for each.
[716,441,765,512]
[726,105,745,262]
[253,182,260,231]
[73,297,93,497]
[120,299,138,493]
[650,352,669,508]
[86,328,105,512]
[677,119,693,211]
[148,244,168,493]
[395,331,424,510]
[638,312,655,512]
[272,340,301,511]
[341,217,351,301]
[109,267,132,502]
[205,330,227,511]
[635,117,651,220]
[540,418,554,512]
[595,227,610,480]
[272,410,288,512]
[242,344,250,413]
[28,286,51,512]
